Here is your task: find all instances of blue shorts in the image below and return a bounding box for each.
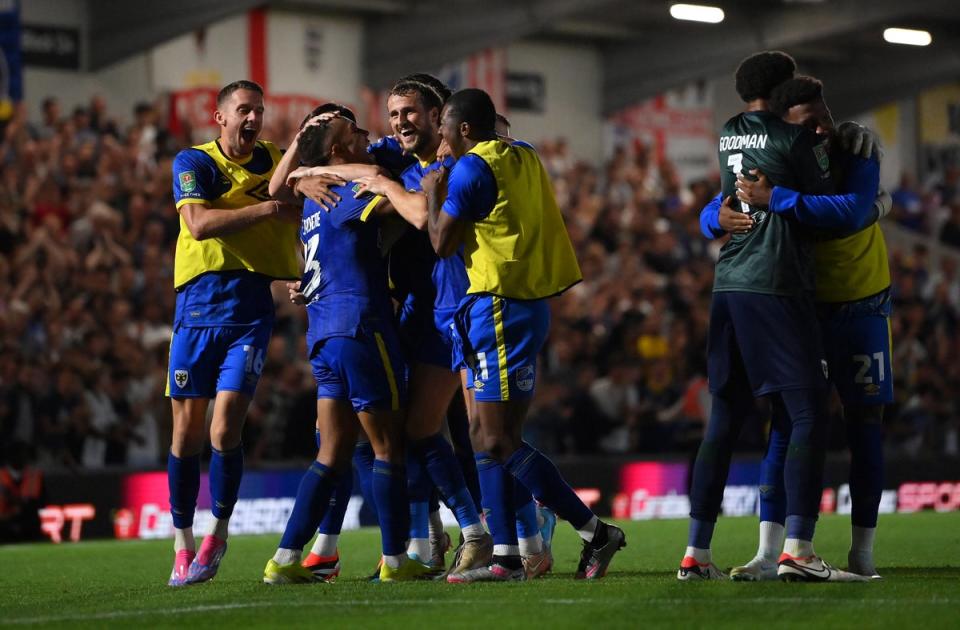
[456,295,548,402]
[166,322,272,399]
[708,291,828,397]
[398,303,462,372]
[818,289,893,405]
[311,324,407,413]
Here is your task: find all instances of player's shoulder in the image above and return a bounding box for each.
[173,146,215,171]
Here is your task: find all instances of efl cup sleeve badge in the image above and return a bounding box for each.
[179,170,197,193]
[174,369,189,389]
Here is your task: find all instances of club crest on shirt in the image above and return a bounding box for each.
[174,370,189,388]
[813,144,830,172]
[179,171,196,193]
[516,365,534,392]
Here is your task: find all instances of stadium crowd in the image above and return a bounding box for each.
[0,96,958,470]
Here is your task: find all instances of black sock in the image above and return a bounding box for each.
[493,554,523,570]
[590,521,609,548]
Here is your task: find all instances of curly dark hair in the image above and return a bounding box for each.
[769,76,824,116]
[734,51,796,102]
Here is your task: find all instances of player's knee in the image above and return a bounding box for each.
[170,427,204,457]
[481,433,518,460]
[372,440,403,465]
[209,423,242,451]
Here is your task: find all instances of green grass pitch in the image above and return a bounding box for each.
[2,512,958,628]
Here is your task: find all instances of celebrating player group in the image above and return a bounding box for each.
[162,49,890,586]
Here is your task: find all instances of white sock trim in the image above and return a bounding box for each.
[783,537,814,558]
[273,548,301,565]
[407,537,430,560]
[493,544,520,557]
[311,533,339,557]
[462,523,485,541]
[383,553,406,569]
[519,535,544,556]
[758,521,785,560]
[684,546,711,564]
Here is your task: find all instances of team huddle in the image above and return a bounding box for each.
[164,73,623,585]
[162,50,891,586]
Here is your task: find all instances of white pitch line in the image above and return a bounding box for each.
[3,597,957,626]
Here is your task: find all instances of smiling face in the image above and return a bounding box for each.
[387,91,440,158]
[215,88,264,160]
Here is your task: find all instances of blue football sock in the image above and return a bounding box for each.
[209,445,243,520]
[514,483,540,539]
[847,410,884,528]
[353,441,377,520]
[373,459,409,556]
[687,518,716,549]
[447,406,483,513]
[319,473,352,536]
[759,411,789,525]
[503,442,593,530]
[781,389,828,523]
[406,450,432,541]
[785,515,817,542]
[475,452,517,548]
[168,451,201,529]
[279,461,338,551]
[415,433,481,528]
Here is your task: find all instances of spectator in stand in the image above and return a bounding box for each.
[939,200,960,248]
[1,91,959,467]
[892,172,924,232]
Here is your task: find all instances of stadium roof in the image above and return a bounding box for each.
[84,0,960,118]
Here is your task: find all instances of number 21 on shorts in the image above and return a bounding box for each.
[853,351,885,384]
